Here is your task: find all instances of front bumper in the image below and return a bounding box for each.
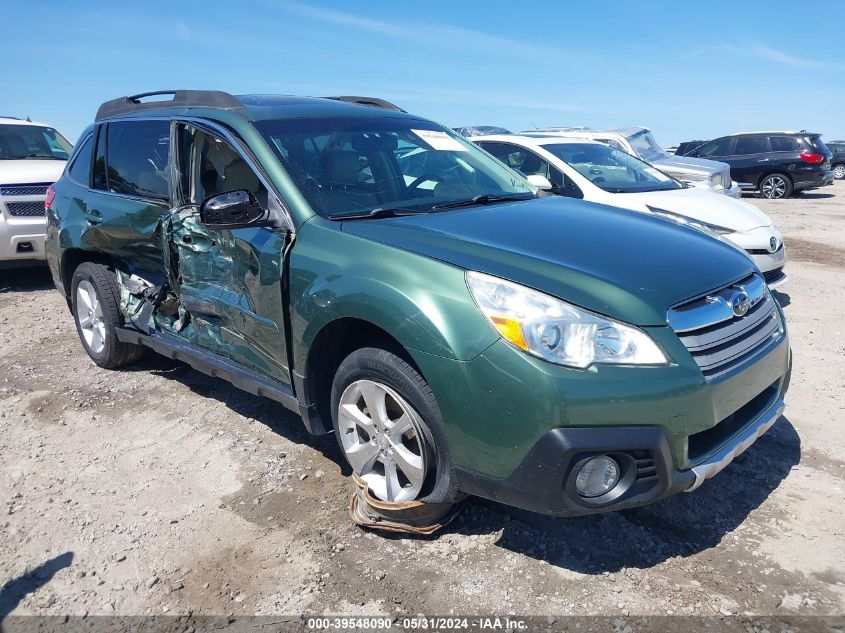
[0,194,48,262]
[455,371,789,517]
[723,227,788,290]
[0,215,47,262]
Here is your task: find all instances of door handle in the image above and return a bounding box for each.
[757,158,772,163]
[84,209,103,225]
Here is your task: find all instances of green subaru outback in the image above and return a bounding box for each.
[45,91,790,515]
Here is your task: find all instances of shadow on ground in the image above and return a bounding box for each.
[0,552,73,617]
[0,265,53,293]
[794,192,835,200]
[140,357,346,469]
[773,290,791,308]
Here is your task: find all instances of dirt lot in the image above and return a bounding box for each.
[1,182,844,622]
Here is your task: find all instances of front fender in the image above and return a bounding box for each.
[289,218,497,370]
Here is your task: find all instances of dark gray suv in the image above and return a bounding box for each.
[679,132,834,198]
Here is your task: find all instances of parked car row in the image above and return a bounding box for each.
[674,131,836,198]
[525,127,742,198]
[35,90,792,520]
[468,132,788,288]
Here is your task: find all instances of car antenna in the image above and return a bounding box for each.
[529,121,538,130]
[26,116,31,122]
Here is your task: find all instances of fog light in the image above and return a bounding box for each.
[575,456,620,498]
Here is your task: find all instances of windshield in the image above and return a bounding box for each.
[542,142,683,193]
[626,129,667,163]
[0,124,73,160]
[253,117,533,218]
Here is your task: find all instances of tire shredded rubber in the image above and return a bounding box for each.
[349,474,462,535]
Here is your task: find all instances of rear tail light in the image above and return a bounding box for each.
[45,184,56,211]
[799,152,825,164]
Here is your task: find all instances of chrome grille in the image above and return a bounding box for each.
[668,274,782,381]
[0,183,50,196]
[5,201,46,216]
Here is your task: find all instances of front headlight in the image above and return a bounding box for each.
[710,173,723,189]
[465,271,669,369]
[647,206,734,236]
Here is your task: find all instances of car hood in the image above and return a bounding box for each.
[0,159,66,184]
[341,197,755,326]
[616,187,774,232]
[654,155,729,176]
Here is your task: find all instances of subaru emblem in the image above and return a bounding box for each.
[730,291,750,317]
[769,236,778,252]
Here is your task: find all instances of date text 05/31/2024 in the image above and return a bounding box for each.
[306,617,529,630]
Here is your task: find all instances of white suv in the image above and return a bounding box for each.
[0,117,72,265]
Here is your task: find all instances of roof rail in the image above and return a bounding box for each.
[325,96,405,112]
[96,90,244,121]
[0,115,24,120]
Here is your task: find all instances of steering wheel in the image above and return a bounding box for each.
[408,173,442,190]
[591,176,606,184]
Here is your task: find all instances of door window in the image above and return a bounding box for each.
[696,137,732,157]
[176,125,269,209]
[734,136,770,155]
[93,121,171,200]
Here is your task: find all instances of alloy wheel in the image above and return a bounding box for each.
[760,175,788,199]
[337,379,429,503]
[834,165,845,180]
[75,280,106,354]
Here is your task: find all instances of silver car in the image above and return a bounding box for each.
[525,127,742,198]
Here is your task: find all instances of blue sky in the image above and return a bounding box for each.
[5,0,844,146]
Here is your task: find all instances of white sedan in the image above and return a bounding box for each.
[470,134,787,289]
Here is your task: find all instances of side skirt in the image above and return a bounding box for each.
[115,326,301,414]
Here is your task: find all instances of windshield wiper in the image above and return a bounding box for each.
[23,154,64,160]
[431,193,534,211]
[328,207,428,221]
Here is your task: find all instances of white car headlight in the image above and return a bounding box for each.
[647,206,734,236]
[466,271,669,369]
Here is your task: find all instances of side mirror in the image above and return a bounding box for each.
[199,190,266,228]
[526,174,553,190]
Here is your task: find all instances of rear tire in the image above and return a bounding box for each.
[71,262,144,369]
[330,346,460,504]
[758,173,792,199]
[833,164,845,180]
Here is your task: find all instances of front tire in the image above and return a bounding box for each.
[758,173,792,199]
[330,346,459,504]
[71,262,143,369]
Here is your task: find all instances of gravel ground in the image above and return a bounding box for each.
[1,181,844,621]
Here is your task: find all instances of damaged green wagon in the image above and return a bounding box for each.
[45,90,791,515]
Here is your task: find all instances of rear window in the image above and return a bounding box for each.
[770,136,800,152]
[94,120,170,200]
[806,136,829,154]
